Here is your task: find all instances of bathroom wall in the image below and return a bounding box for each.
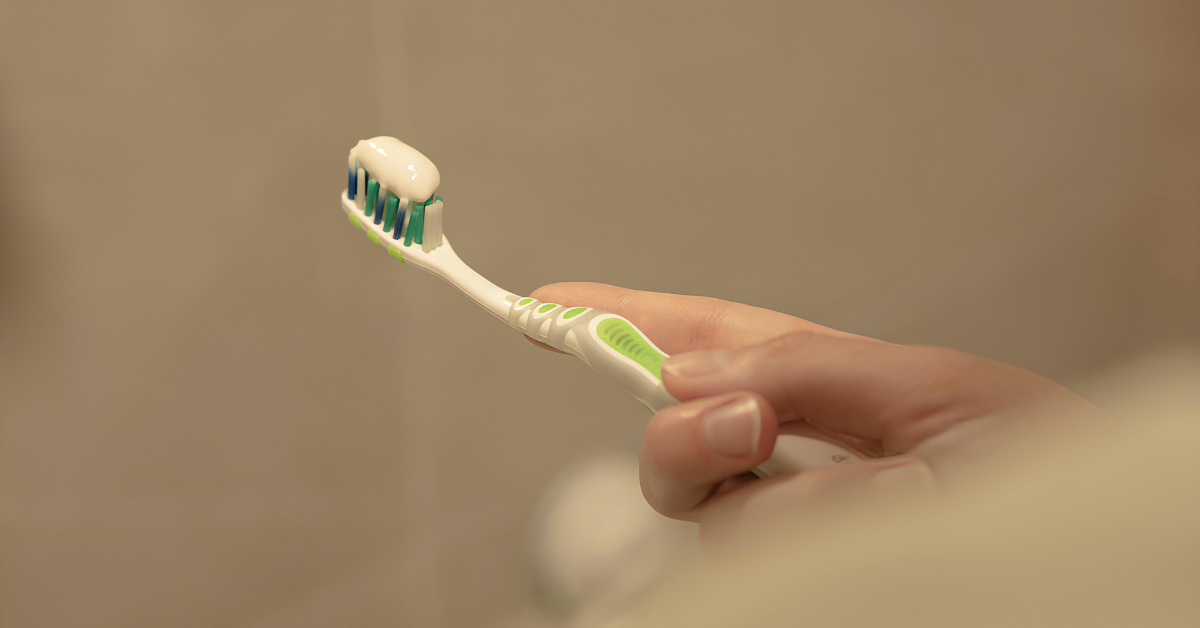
[0,1,1196,626]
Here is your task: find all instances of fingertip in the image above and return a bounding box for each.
[640,393,778,518]
[700,394,779,464]
[661,350,736,401]
[751,394,779,460]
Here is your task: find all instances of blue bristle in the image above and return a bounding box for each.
[393,205,406,239]
[347,166,356,200]
[373,191,386,225]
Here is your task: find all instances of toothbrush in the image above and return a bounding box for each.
[342,136,863,477]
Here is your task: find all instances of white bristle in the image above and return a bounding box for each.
[422,199,444,252]
[356,166,366,210]
[398,197,410,239]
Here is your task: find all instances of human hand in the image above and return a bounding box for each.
[526,282,1101,550]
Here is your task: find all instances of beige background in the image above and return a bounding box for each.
[0,1,1197,626]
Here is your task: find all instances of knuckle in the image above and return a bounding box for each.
[878,346,1020,449]
[767,328,820,352]
[687,299,736,349]
[733,328,818,372]
[912,347,1000,395]
[922,346,976,370]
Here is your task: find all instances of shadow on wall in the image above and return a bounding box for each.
[0,91,29,344]
[0,90,61,380]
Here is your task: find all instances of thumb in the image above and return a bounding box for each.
[660,329,1058,453]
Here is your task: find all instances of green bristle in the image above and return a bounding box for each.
[383,196,399,232]
[404,202,420,246]
[412,204,425,245]
[364,180,379,217]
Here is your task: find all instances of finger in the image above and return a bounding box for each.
[527,282,857,356]
[523,334,570,354]
[639,392,779,520]
[697,456,934,558]
[661,330,1062,452]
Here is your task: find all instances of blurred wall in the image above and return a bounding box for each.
[0,1,1197,627]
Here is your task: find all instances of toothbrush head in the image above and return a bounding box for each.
[345,136,445,253]
[352,136,439,200]
[339,136,515,320]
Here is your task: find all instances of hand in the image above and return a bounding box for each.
[527,283,1101,551]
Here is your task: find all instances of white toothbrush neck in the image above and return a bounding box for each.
[418,238,519,322]
[340,191,518,321]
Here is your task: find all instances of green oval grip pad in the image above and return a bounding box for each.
[595,318,668,379]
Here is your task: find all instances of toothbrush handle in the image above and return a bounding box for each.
[508,298,864,477]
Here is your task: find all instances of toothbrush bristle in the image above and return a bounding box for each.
[393,202,406,240]
[357,168,367,207]
[413,204,425,245]
[422,198,443,252]
[373,190,386,225]
[365,180,379,218]
[383,196,399,232]
[403,203,419,246]
[345,140,445,253]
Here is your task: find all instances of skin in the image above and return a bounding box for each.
[526,282,1102,553]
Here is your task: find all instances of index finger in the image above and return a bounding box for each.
[526,282,853,355]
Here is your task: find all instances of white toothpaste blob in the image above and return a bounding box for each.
[350,136,440,202]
